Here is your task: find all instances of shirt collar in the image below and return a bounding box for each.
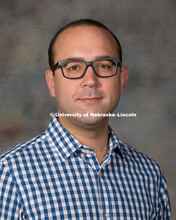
[46,116,82,161]
[46,116,123,161]
[108,125,123,158]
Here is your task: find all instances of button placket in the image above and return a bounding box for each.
[99,171,102,178]
[98,170,111,220]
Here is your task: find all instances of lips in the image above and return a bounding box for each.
[78,97,103,103]
[74,89,104,104]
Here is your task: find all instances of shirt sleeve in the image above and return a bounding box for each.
[158,171,172,219]
[0,161,23,219]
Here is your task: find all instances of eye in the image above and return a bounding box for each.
[63,62,82,71]
[96,60,114,70]
[99,64,111,69]
[67,65,80,71]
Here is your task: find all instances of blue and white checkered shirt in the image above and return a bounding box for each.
[0,116,171,219]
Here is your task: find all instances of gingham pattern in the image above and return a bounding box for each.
[0,117,171,219]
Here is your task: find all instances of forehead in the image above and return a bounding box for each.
[52,25,119,60]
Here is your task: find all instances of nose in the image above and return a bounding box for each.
[80,65,100,88]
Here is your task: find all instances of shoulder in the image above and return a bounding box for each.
[0,131,47,166]
[118,139,163,178]
[119,139,158,165]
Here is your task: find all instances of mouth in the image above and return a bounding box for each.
[78,97,103,103]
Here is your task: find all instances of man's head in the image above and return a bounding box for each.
[48,19,123,70]
[46,19,129,129]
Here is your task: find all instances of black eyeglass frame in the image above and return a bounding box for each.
[51,57,121,79]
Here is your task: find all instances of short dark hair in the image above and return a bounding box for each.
[48,19,122,69]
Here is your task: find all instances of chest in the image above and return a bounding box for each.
[17,154,159,219]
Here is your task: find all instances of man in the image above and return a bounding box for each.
[0,19,171,219]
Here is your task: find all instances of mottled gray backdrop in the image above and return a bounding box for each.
[0,0,175,217]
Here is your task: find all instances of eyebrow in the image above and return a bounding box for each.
[65,55,112,61]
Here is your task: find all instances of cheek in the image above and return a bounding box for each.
[105,77,121,98]
[54,78,66,105]
[105,78,121,111]
[54,79,76,104]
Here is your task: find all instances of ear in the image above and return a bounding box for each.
[120,65,129,95]
[45,69,56,97]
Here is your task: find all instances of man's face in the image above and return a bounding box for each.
[46,25,129,129]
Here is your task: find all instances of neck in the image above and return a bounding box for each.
[58,116,109,165]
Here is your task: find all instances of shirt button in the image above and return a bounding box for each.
[85,150,92,154]
[99,172,102,178]
[105,212,110,219]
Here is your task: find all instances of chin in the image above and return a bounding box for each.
[75,115,108,130]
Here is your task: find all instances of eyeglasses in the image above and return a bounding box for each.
[51,57,121,79]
